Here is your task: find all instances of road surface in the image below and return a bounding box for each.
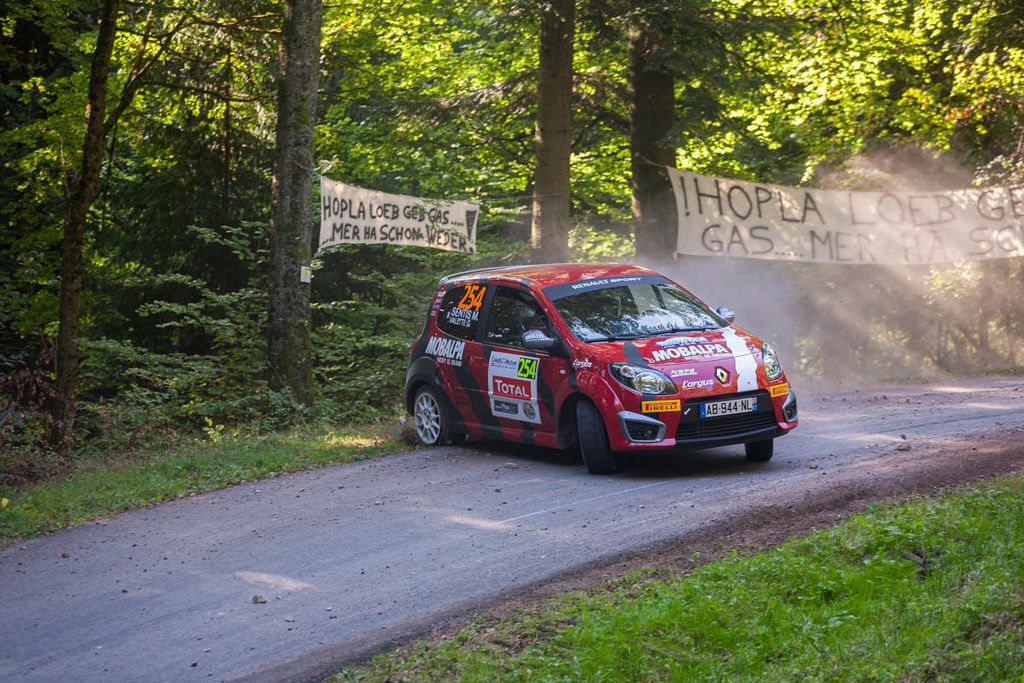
[2,377,1024,682]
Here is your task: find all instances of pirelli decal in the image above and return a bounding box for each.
[642,399,681,413]
[769,382,789,398]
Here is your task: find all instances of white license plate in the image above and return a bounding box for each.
[700,397,757,419]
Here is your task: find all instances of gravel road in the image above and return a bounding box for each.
[2,377,1024,682]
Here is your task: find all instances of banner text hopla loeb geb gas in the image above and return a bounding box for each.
[668,168,1024,265]
[319,177,479,254]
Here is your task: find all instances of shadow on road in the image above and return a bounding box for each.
[457,438,766,481]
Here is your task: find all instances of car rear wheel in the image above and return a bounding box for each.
[413,386,450,446]
[576,399,618,474]
[745,439,774,462]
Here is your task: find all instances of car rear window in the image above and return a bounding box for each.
[436,283,487,340]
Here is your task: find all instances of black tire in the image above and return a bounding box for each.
[576,399,618,474]
[412,386,451,446]
[745,439,774,462]
[449,433,466,445]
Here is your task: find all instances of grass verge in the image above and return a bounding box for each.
[0,423,403,545]
[335,474,1024,682]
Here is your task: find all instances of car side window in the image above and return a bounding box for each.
[485,287,552,348]
[436,283,487,340]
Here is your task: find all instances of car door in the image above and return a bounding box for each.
[431,280,490,430]
[478,285,568,441]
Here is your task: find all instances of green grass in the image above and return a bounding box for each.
[0,424,403,545]
[336,475,1024,682]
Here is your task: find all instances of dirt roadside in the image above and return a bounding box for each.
[346,428,1024,673]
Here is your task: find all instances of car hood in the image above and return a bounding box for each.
[578,326,767,394]
[582,327,759,363]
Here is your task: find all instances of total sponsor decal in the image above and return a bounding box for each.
[425,335,465,367]
[493,376,531,399]
[649,343,730,363]
[770,382,790,398]
[642,399,681,413]
[488,351,541,424]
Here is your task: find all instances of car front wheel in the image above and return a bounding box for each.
[576,399,618,474]
[413,386,450,446]
[745,439,774,462]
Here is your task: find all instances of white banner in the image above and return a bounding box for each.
[668,167,1024,264]
[319,177,479,254]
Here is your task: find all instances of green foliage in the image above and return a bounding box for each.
[2,0,1023,489]
[336,475,1024,681]
[78,337,301,439]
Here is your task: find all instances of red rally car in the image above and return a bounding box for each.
[405,263,798,474]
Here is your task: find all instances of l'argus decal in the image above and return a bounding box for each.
[488,351,541,424]
[721,327,758,391]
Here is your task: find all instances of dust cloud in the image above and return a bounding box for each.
[639,150,1024,384]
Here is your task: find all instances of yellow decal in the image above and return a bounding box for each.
[770,382,789,398]
[642,399,681,413]
[457,284,487,311]
[516,357,539,379]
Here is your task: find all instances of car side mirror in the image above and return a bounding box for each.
[522,329,556,351]
[716,306,736,324]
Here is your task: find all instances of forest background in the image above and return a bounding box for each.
[3,0,1024,488]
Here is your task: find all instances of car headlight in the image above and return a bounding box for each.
[762,342,783,380]
[609,362,675,395]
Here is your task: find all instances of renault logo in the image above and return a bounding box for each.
[715,367,730,384]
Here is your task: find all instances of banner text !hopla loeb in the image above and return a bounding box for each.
[319,177,479,254]
[668,168,1024,265]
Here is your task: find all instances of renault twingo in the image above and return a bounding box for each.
[405,263,797,473]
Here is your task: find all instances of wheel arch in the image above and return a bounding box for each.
[556,392,583,449]
[405,357,465,435]
[405,357,440,413]
[559,371,626,447]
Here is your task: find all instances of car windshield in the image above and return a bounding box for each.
[549,281,724,342]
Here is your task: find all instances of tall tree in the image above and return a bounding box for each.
[628,21,676,260]
[52,0,121,454]
[50,3,191,452]
[267,0,323,401]
[531,0,575,261]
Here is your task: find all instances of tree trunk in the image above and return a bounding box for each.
[629,25,677,262]
[530,0,574,262]
[267,0,322,402]
[52,0,121,455]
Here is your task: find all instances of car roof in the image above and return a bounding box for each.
[440,262,656,289]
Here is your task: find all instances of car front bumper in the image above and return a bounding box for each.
[610,389,798,451]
